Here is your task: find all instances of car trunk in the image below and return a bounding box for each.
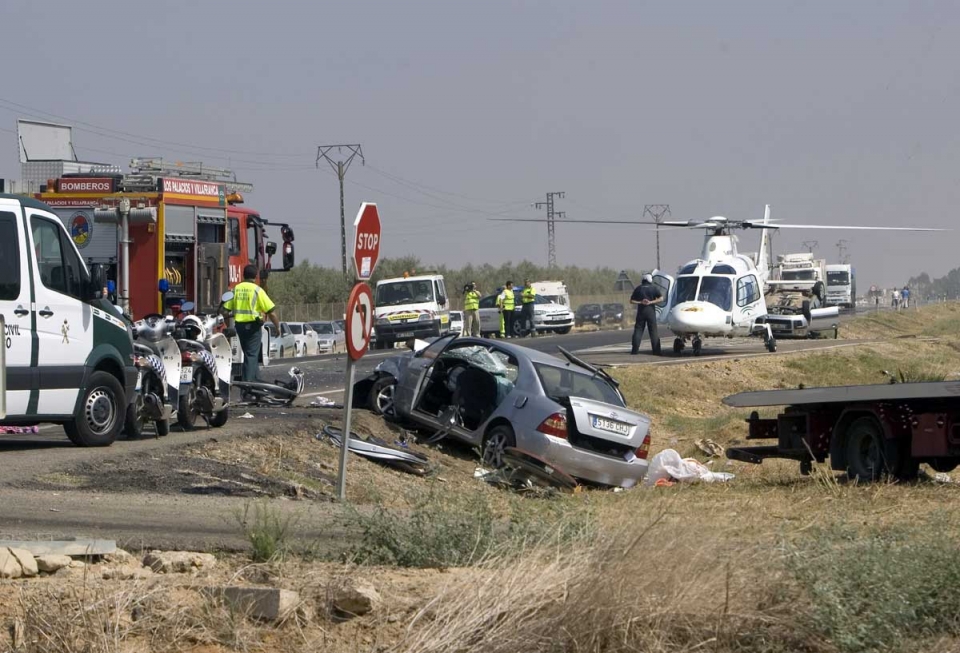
[558,396,649,459]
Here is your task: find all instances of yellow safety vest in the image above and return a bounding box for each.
[227,281,275,323]
[464,290,480,311]
[501,288,515,311]
[522,287,536,304]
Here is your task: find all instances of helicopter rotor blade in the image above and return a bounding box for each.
[742,222,947,231]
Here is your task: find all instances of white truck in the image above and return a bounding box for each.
[763,252,837,338]
[533,280,570,307]
[373,273,451,349]
[0,194,137,445]
[825,264,856,309]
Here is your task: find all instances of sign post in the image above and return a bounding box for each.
[336,202,381,501]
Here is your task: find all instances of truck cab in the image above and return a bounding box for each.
[0,195,137,446]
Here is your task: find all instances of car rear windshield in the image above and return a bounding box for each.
[534,364,624,407]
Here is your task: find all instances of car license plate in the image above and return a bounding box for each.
[397,332,414,338]
[591,416,630,435]
[180,368,193,383]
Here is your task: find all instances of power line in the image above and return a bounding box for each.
[643,204,671,270]
[317,144,364,275]
[535,192,566,267]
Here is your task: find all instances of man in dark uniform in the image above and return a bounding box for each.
[630,274,663,355]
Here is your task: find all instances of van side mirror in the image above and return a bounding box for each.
[90,264,106,300]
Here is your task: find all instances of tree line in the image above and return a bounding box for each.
[264,257,645,306]
[907,268,960,300]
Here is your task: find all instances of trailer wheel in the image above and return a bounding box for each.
[844,417,899,482]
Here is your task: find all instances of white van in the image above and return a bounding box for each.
[373,274,450,349]
[0,195,137,446]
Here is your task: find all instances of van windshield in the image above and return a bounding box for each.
[376,280,435,307]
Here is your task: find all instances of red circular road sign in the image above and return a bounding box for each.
[345,282,375,361]
[353,202,382,281]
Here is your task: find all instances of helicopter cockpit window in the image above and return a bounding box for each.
[674,277,699,304]
[736,275,761,307]
[712,264,736,274]
[698,276,732,311]
[679,263,698,275]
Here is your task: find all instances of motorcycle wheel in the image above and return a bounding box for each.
[123,394,145,438]
[177,380,199,430]
[209,407,229,428]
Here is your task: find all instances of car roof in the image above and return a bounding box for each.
[450,336,583,368]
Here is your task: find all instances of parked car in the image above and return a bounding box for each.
[308,321,346,354]
[575,303,603,327]
[267,323,297,359]
[477,293,574,337]
[449,310,464,335]
[603,303,625,324]
[287,322,320,357]
[353,336,651,487]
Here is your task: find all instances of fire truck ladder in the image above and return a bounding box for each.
[128,158,254,194]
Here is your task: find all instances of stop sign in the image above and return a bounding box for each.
[352,202,381,281]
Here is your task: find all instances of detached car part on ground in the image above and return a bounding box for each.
[353,336,652,488]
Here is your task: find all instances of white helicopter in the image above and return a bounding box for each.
[501,205,942,356]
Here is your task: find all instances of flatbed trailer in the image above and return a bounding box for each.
[724,381,960,481]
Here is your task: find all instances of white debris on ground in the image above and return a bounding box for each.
[643,449,735,486]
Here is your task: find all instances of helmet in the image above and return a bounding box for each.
[180,315,207,342]
[642,273,653,283]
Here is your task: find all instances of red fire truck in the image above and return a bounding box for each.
[35,159,294,318]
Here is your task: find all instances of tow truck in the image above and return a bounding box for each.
[35,158,295,319]
[725,380,960,481]
[761,252,838,339]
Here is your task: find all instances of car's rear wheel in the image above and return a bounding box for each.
[482,424,516,469]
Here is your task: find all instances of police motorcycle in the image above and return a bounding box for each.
[124,313,182,438]
[173,295,233,430]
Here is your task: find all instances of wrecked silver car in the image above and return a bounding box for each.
[353,335,651,487]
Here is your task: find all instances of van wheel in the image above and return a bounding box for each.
[482,425,516,469]
[64,371,124,447]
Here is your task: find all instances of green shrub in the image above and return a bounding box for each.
[235,500,298,563]
[787,520,960,652]
[343,484,593,568]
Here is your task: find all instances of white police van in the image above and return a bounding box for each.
[0,195,137,446]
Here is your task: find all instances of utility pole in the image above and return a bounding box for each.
[802,240,818,253]
[535,192,565,267]
[316,144,364,274]
[836,239,850,264]
[643,204,671,270]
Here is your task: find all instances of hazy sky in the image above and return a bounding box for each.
[1,0,957,288]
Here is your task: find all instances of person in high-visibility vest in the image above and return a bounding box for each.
[500,281,516,338]
[222,265,281,382]
[520,279,538,337]
[462,282,481,337]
